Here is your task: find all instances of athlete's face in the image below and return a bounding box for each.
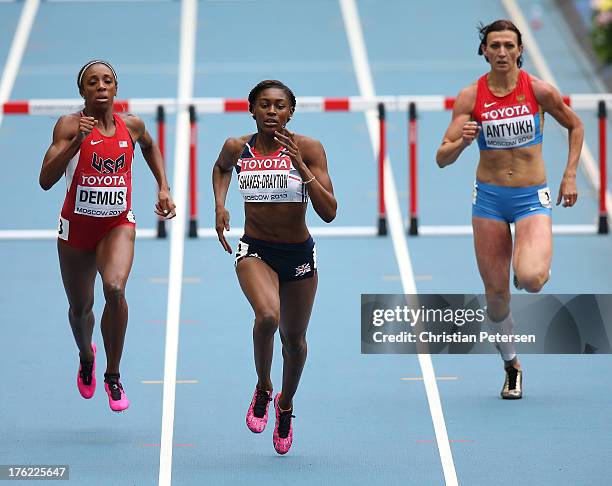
[79,64,117,106]
[251,88,294,134]
[483,30,522,72]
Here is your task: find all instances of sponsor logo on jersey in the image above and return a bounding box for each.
[239,157,291,172]
[480,104,530,120]
[91,152,125,174]
[80,175,126,186]
[119,141,128,148]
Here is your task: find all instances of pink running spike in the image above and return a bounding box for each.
[104,379,130,412]
[77,343,96,399]
[273,393,294,455]
[246,386,273,433]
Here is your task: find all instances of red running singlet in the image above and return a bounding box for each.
[58,113,136,251]
[472,69,544,151]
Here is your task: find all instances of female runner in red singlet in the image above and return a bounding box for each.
[212,80,337,454]
[40,60,176,412]
[436,21,583,399]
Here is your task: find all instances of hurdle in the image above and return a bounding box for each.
[2,93,610,239]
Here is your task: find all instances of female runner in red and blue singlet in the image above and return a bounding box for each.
[40,60,176,412]
[436,20,583,399]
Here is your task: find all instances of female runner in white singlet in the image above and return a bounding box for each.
[212,80,337,454]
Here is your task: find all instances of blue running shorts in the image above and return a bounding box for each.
[472,180,552,223]
[235,235,317,282]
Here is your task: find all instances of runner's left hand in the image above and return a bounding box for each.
[557,175,577,207]
[274,129,304,169]
[155,188,176,218]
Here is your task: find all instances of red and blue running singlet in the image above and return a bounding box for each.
[58,113,135,250]
[472,69,544,151]
[235,134,309,203]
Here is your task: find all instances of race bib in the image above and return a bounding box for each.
[472,182,478,205]
[58,216,69,241]
[235,240,250,262]
[482,114,536,149]
[75,185,127,217]
[237,155,305,203]
[538,187,552,209]
[239,157,290,201]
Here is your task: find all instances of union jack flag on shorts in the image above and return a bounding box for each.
[294,263,311,277]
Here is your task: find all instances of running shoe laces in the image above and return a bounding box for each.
[501,366,523,399]
[107,382,124,401]
[105,374,123,401]
[277,409,295,439]
[253,388,272,418]
[103,373,130,412]
[79,360,94,386]
[506,367,518,390]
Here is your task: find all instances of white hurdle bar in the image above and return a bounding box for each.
[0,225,596,241]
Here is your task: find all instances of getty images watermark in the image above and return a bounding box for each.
[361,294,612,354]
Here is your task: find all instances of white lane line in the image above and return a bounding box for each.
[384,275,433,281]
[145,319,201,325]
[46,0,174,2]
[401,377,459,381]
[338,1,458,485]
[502,0,612,222]
[143,380,199,385]
[149,277,202,284]
[0,0,39,128]
[158,1,197,486]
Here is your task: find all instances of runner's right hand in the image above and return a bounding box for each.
[215,206,232,254]
[462,121,480,146]
[77,112,97,141]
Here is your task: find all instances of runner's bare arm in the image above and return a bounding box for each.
[436,85,478,168]
[213,137,243,208]
[296,136,337,223]
[40,113,95,190]
[532,79,583,207]
[124,114,175,217]
[212,137,244,253]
